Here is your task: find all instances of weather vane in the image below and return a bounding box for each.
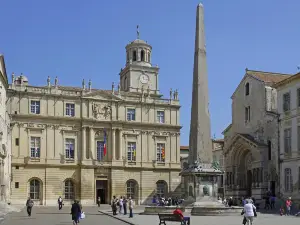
[137,25,140,39]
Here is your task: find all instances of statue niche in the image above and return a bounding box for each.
[92,103,112,119]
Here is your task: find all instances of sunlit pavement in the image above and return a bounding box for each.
[1,205,128,225]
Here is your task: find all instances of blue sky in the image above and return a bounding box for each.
[1,0,300,145]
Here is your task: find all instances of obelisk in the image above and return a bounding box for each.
[188,3,212,165]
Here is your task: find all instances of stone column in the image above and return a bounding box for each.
[111,129,115,160]
[119,129,123,160]
[89,128,94,159]
[82,127,86,160]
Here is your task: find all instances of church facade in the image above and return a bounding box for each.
[223,69,291,202]
[0,55,11,203]
[8,37,182,205]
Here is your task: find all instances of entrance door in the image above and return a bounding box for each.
[247,170,252,197]
[96,180,107,204]
[270,181,276,196]
[97,189,106,204]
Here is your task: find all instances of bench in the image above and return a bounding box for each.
[158,213,190,225]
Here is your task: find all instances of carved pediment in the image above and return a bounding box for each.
[92,102,112,119]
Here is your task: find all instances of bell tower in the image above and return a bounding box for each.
[120,26,159,94]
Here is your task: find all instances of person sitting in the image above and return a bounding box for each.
[173,206,190,225]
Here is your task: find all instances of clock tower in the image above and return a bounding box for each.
[119,27,159,94]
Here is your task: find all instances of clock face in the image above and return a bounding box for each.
[140,74,149,84]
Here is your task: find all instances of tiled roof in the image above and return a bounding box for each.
[246,70,292,84]
[180,146,189,150]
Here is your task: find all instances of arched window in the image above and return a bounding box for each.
[284,168,293,192]
[133,51,137,61]
[156,181,167,198]
[29,179,40,200]
[65,179,75,200]
[141,50,145,61]
[126,180,136,199]
[148,52,151,62]
[245,82,250,96]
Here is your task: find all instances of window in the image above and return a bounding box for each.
[15,138,19,146]
[96,141,104,161]
[245,83,249,96]
[29,179,40,200]
[65,139,75,160]
[157,111,165,123]
[127,142,136,161]
[284,168,293,192]
[126,180,136,199]
[15,182,19,188]
[156,181,167,198]
[284,128,292,154]
[30,100,40,114]
[156,143,165,162]
[268,140,272,160]
[141,50,145,61]
[283,92,290,112]
[126,52,129,62]
[133,51,137,61]
[298,126,300,151]
[297,88,300,107]
[298,166,300,191]
[245,106,250,123]
[64,179,75,200]
[30,137,40,158]
[66,103,75,117]
[16,166,19,170]
[127,109,136,121]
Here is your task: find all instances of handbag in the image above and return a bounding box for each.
[253,206,257,217]
[80,212,85,219]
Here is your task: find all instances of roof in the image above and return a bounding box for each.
[272,72,300,89]
[246,69,292,84]
[180,146,189,150]
[231,69,292,99]
[222,123,232,135]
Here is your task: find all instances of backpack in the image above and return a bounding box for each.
[28,201,34,207]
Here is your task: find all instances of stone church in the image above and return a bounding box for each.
[223,69,291,202]
[8,35,182,205]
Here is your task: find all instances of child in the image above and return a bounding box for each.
[280,207,284,216]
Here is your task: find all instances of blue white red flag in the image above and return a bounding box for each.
[103,129,107,156]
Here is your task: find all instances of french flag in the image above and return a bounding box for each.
[103,129,107,156]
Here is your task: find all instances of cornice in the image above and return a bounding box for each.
[11,114,182,130]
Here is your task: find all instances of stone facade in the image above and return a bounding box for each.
[0,55,11,203]
[274,73,300,202]
[223,69,291,203]
[8,37,182,205]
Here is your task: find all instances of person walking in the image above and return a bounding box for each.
[119,196,123,214]
[97,196,101,207]
[243,199,257,225]
[285,197,292,216]
[71,200,81,225]
[128,197,134,218]
[123,197,128,215]
[25,197,34,217]
[58,196,63,210]
[111,196,117,215]
[270,196,275,210]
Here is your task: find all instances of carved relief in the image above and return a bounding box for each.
[92,103,111,119]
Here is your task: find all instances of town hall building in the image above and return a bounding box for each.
[8,35,182,205]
